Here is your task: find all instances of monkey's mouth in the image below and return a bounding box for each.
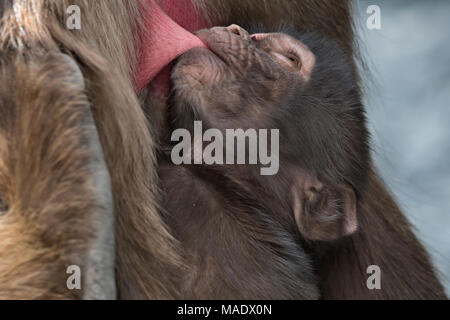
[172,27,252,89]
[172,45,228,89]
[195,28,252,69]
[136,0,208,100]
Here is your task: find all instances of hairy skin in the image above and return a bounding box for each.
[196,0,356,57]
[161,25,447,299]
[150,1,447,300]
[0,0,180,299]
[158,25,366,299]
[0,52,114,299]
[0,0,446,299]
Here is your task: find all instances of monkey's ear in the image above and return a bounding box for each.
[290,175,357,241]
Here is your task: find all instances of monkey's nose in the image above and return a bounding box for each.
[226,24,251,41]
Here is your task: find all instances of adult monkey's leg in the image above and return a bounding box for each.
[0,1,182,299]
[0,50,115,299]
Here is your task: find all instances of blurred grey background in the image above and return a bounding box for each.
[355,0,450,294]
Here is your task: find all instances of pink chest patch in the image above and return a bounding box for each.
[136,0,209,101]
[157,0,207,32]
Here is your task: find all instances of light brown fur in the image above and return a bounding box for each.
[0,51,112,299]
[0,0,182,299]
[0,0,446,300]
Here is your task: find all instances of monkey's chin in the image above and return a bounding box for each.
[172,47,226,89]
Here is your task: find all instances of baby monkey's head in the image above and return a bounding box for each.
[169,25,370,241]
[170,25,318,128]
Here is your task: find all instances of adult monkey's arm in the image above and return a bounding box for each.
[0,0,182,299]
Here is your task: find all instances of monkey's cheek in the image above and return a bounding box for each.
[176,47,227,77]
[172,65,206,90]
[173,61,226,91]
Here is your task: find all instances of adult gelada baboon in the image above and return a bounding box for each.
[0,0,446,299]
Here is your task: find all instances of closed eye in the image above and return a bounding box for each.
[270,51,302,69]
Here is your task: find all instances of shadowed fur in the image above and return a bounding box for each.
[0,51,115,299]
[0,0,446,300]
[0,0,182,299]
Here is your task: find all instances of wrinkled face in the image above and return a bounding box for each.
[170,25,316,130]
[170,25,369,196]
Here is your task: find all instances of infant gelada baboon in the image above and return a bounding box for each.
[157,24,369,299]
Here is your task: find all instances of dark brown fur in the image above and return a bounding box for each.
[160,25,446,300]
[0,0,446,300]
[314,168,447,299]
[177,0,447,300]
